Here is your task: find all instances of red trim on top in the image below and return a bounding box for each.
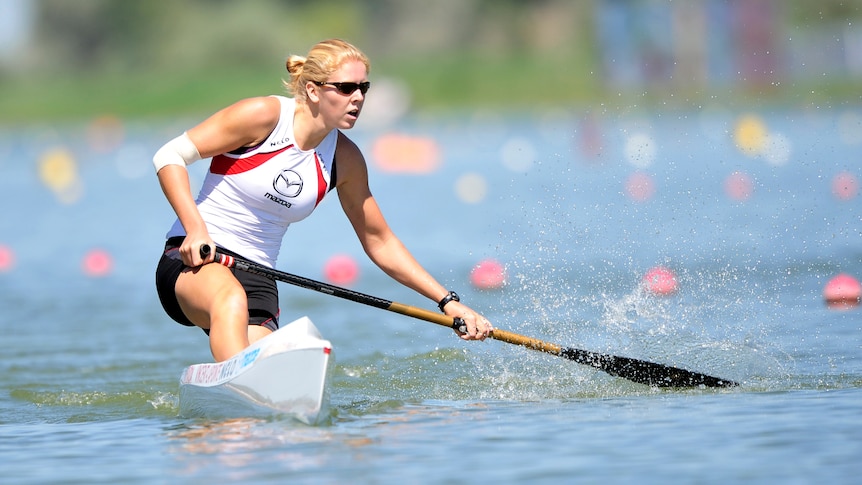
[210,145,293,175]
[313,153,327,207]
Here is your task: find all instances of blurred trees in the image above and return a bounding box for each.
[15,0,594,75]
[1,0,860,120]
[14,0,860,83]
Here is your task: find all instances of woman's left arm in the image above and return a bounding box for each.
[334,134,492,340]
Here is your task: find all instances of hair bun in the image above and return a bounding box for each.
[285,55,307,76]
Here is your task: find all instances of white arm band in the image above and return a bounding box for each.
[153,132,202,173]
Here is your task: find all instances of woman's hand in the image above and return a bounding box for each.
[443,301,494,341]
[178,232,214,267]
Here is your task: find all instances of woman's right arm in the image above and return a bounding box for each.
[154,96,281,266]
[156,164,211,266]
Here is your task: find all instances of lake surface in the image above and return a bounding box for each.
[1,106,861,484]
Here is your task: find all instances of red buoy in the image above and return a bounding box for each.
[323,254,359,286]
[82,248,113,277]
[0,244,14,272]
[823,273,861,309]
[643,266,679,296]
[470,259,506,290]
[831,172,858,201]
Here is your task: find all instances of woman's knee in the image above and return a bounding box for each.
[175,266,246,327]
[210,284,248,320]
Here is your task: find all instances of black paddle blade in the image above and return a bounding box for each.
[560,347,738,388]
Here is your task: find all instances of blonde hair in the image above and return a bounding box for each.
[283,39,370,101]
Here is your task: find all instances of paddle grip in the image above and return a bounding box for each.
[200,244,211,260]
[453,317,467,333]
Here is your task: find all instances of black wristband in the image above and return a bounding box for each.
[437,291,460,312]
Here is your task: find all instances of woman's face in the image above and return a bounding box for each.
[313,60,369,130]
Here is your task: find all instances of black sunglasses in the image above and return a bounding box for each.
[313,81,371,95]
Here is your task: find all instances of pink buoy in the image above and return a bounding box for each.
[323,254,359,286]
[470,259,506,290]
[642,266,679,296]
[0,244,14,272]
[823,273,861,309]
[82,248,113,277]
[724,171,754,201]
[625,171,655,202]
[831,172,858,201]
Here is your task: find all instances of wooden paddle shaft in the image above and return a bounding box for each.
[388,302,563,354]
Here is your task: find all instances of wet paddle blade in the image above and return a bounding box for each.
[560,347,739,388]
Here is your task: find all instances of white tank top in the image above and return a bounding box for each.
[166,96,339,267]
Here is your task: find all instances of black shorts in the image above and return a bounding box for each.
[155,237,279,334]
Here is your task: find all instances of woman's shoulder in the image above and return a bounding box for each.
[227,96,283,117]
[335,131,363,162]
[218,96,283,133]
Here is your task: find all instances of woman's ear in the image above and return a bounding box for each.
[305,81,320,103]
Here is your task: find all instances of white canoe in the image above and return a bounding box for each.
[178,316,334,424]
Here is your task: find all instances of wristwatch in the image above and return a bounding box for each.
[437,291,460,312]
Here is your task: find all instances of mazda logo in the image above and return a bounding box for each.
[273,169,303,198]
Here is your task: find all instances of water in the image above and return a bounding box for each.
[2,107,862,484]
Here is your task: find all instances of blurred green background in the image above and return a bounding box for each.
[1,0,861,124]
